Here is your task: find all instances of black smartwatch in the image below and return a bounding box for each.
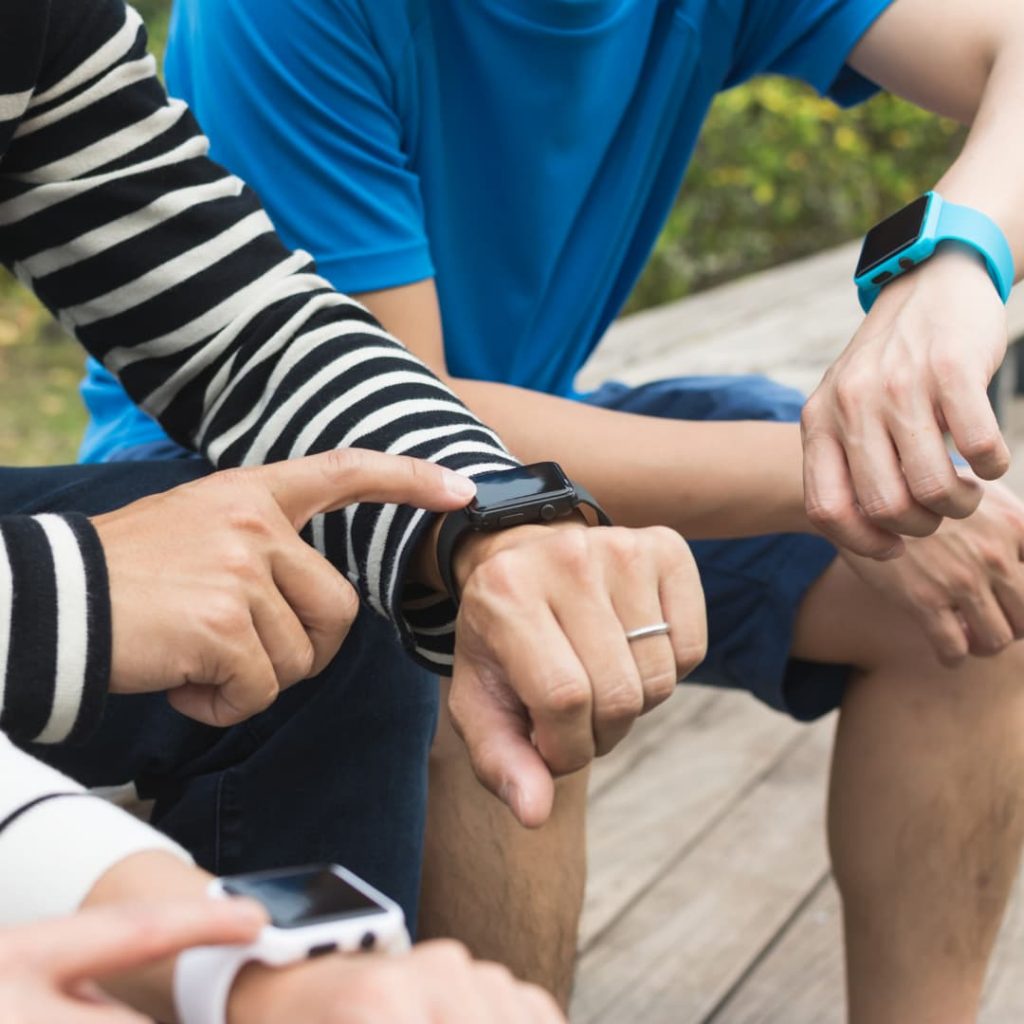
[435,462,612,604]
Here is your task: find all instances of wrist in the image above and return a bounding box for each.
[453,517,588,592]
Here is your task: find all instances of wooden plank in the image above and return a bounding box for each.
[705,879,845,1024]
[581,690,806,950]
[578,241,1024,398]
[572,717,833,1024]
[589,685,721,800]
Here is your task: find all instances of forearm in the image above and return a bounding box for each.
[453,377,809,538]
[936,23,1024,274]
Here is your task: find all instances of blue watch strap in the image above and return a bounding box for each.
[857,193,1016,313]
[936,201,1015,303]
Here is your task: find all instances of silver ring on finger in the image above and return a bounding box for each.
[624,621,671,642]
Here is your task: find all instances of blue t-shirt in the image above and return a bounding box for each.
[79,0,893,461]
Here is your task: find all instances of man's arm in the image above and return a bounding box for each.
[803,0,1024,556]
[356,280,811,540]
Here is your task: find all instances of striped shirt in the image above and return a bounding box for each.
[0,0,517,920]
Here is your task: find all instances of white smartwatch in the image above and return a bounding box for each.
[174,863,410,1024]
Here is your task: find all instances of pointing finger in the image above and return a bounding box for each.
[252,450,477,529]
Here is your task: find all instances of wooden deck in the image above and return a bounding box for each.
[570,243,1024,1023]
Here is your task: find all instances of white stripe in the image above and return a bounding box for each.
[34,517,89,745]
[0,532,12,720]
[15,57,155,140]
[0,136,209,227]
[30,6,143,108]
[64,209,273,329]
[284,371,455,462]
[161,291,355,426]
[12,100,189,187]
[198,287,354,441]
[21,176,245,280]
[213,337,409,465]
[0,89,33,123]
[100,251,309,373]
[413,646,454,670]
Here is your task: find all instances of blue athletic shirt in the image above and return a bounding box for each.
[79,0,894,461]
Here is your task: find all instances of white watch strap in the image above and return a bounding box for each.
[174,943,253,1024]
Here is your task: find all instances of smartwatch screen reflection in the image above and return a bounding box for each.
[223,866,385,928]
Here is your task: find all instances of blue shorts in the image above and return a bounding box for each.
[586,375,847,722]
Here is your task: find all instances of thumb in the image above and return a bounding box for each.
[253,450,476,529]
[448,664,555,829]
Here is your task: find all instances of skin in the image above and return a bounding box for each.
[0,895,267,1024]
[337,5,1024,1014]
[78,851,566,1024]
[92,447,707,825]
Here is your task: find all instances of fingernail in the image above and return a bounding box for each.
[445,472,476,501]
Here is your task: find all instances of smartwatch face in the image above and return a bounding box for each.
[470,462,573,513]
[856,194,931,279]
[223,866,388,929]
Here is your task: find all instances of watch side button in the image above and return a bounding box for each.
[539,503,557,521]
[498,512,526,527]
[360,932,377,951]
[308,942,338,959]
[899,257,915,271]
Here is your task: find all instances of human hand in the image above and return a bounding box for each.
[841,479,1024,664]
[228,939,565,1024]
[447,522,707,828]
[802,249,1009,558]
[93,450,476,726]
[0,898,265,1024]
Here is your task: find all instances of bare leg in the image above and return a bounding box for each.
[794,559,1024,1024]
[418,680,587,1008]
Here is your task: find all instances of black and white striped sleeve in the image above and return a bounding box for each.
[0,733,191,923]
[0,0,519,672]
[0,515,111,746]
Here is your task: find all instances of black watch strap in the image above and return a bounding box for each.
[435,486,612,605]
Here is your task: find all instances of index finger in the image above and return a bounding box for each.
[255,449,477,529]
[16,899,266,982]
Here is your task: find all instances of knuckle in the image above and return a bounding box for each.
[220,541,264,583]
[542,674,591,717]
[599,683,644,723]
[675,635,707,676]
[882,368,914,403]
[476,549,525,598]
[911,474,956,507]
[552,527,592,571]
[642,668,678,708]
[804,496,848,531]
[960,431,1003,463]
[225,507,275,541]
[833,377,863,418]
[200,593,250,638]
[860,493,911,524]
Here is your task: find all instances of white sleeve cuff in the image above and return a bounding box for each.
[0,737,192,925]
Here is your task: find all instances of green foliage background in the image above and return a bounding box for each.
[0,0,965,464]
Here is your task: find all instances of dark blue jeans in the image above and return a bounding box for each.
[4,461,439,931]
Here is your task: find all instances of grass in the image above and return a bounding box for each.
[0,285,86,466]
